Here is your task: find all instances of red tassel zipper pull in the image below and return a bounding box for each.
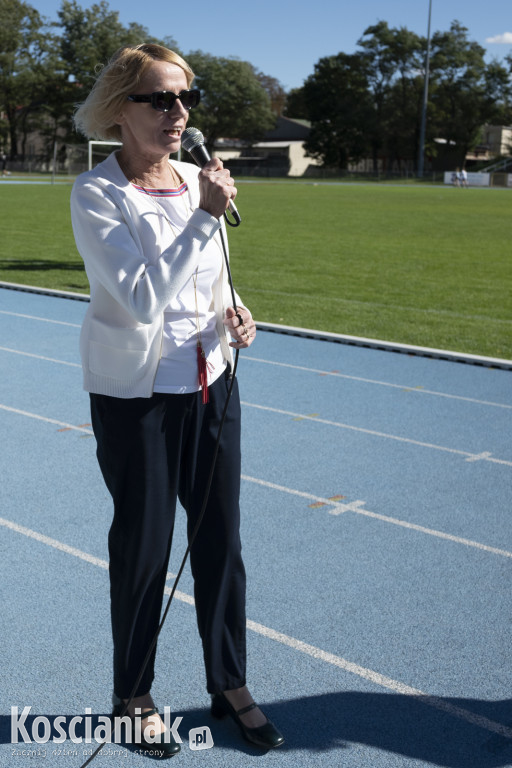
[197,342,213,404]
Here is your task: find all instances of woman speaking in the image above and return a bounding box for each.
[71,43,283,757]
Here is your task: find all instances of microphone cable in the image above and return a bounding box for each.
[80,217,242,767]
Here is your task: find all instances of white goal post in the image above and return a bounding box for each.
[88,140,122,170]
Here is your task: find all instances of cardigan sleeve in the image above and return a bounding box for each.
[70,176,221,325]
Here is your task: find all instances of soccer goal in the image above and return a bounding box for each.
[88,140,122,170]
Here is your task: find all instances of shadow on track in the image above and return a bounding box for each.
[2,692,511,766]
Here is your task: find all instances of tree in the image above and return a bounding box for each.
[284,87,309,119]
[294,53,373,169]
[0,0,182,160]
[256,72,286,116]
[285,20,512,172]
[500,53,512,130]
[185,51,275,152]
[428,21,509,165]
[56,1,177,148]
[0,0,62,157]
[482,59,512,128]
[57,0,172,85]
[357,22,425,171]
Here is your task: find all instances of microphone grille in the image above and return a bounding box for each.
[181,127,204,152]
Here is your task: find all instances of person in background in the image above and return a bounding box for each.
[1,150,9,176]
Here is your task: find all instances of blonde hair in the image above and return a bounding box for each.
[73,44,195,141]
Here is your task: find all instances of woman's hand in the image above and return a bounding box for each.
[224,306,256,349]
[198,158,237,219]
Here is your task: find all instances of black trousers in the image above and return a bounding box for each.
[90,370,246,697]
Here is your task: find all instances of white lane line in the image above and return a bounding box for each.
[2,349,509,464]
[2,342,509,412]
[10,398,501,472]
[0,346,512,467]
[245,356,512,410]
[241,475,512,559]
[1,404,510,557]
[241,401,512,468]
[1,515,511,741]
[0,310,81,328]
[245,620,512,740]
[0,404,93,434]
[0,517,176,588]
[343,505,512,558]
[0,346,81,368]
[0,517,109,570]
[241,474,340,507]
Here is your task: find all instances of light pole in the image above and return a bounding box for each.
[418,0,432,178]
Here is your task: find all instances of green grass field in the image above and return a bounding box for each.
[0,181,510,360]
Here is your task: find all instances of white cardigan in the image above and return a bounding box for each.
[70,152,241,398]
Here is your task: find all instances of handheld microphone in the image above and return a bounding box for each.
[181,127,241,226]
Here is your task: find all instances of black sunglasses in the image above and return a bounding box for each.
[127,89,200,112]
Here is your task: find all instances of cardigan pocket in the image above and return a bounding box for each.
[88,318,150,382]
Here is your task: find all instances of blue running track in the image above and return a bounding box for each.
[1,285,511,768]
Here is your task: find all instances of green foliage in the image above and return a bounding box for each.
[300,53,373,168]
[283,87,308,119]
[288,19,512,171]
[185,51,276,152]
[57,0,168,85]
[0,0,62,156]
[0,0,174,158]
[428,22,500,161]
[0,181,510,360]
[256,72,286,116]
[0,0,279,160]
[358,22,424,169]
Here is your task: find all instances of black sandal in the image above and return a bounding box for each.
[211,691,284,749]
